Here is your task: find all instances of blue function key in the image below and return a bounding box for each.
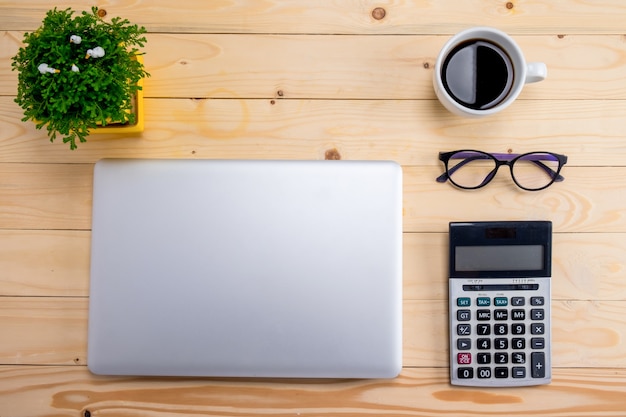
[477,297,491,307]
[457,297,471,307]
[494,297,508,306]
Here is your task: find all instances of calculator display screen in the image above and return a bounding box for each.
[455,245,543,271]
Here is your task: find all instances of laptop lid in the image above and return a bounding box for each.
[88,159,402,378]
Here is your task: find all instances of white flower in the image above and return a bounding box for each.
[38,63,59,74]
[71,64,80,73]
[85,46,105,59]
[70,35,82,44]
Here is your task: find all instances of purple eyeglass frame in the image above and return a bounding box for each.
[436,150,568,191]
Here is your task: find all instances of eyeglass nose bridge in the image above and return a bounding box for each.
[479,158,512,187]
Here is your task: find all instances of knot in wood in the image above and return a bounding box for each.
[372,7,386,20]
[325,148,341,160]
[97,8,107,17]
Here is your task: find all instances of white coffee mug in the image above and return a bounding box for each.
[433,27,547,117]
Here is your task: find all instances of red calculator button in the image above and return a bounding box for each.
[457,353,472,365]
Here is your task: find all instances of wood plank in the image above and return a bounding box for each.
[403,232,626,302]
[2,298,625,368]
[0,297,87,366]
[4,32,626,100]
[1,1,626,34]
[0,230,90,297]
[1,1,625,415]
[405,300,626,368]
[1,97,626,165]
[0,163,92,230]
[3,230,625,303]
[403,165,626,233]
[3,162,626,233]
[1,366,626,417]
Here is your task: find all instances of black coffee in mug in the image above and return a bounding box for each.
[442,39,514,110]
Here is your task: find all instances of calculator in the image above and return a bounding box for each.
[449,221,552,387]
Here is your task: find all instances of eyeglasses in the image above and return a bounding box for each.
[437,150,568,191]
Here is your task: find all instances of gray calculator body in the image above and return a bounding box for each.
[449,221,552,387]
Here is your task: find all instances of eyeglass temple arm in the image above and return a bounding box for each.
[495,153,565,182]
[436,154,492,183]
[531,160,565,182]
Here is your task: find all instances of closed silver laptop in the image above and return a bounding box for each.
[88,159,402,378]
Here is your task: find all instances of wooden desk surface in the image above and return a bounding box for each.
[2,1,626,415]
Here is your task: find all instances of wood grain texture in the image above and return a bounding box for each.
[3,162,626,232]
[0,163,92,230]
[2,367,626,417]
[1,97,626,165]
[403,165,626,233]
[1,298,625,369]
[1,0,626,34]
[0,230,90,297]
[2,230,625,302]
[2,0,626,414]
[4,32,626,100]
[403,233,626,302]
[0,297,87,366]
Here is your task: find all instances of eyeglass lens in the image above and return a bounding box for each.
[446,151,561,190]
[511,153,561,190]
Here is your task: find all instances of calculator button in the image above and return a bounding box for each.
[494,338,508,350]
[477,324,491,335]
[477,353,491,364]
[494,297,508,306]
[457,324,471,335]
[494,324,508,335]
[531,352,546,378]
[511,297,525,306]
[477,297,491,306]
[531,323,545,335]
[477,367,492,379]
[457,297,471,307]
[495,367,509,378]
[512,338,526,350]
[494,309,508,320]
[512,352,526,364]
[458,367,474,379]
[531,309,545,320]
[512,367,526,378]
[477,338,491,350]
[495,353,508,364]
[531,337,545,349]
[511,323,526,335]
[531,296,545,306]
[511,309,526,320]
[457,353,472,365]
[457,310,471,321]
[476,310,491,320]
[457,339,471,350]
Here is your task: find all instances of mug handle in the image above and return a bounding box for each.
[526,62,547,83]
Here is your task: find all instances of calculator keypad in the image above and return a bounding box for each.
[450,279,551,387]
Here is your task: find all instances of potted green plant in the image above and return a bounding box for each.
[11,7,150,150]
